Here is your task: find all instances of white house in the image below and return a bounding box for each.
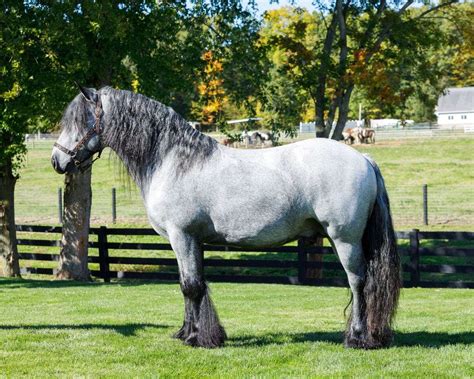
[435,87,474,129]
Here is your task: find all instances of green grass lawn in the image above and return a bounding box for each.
[355,138,474,229]
[15,136,474,229]
[0,278,472,377]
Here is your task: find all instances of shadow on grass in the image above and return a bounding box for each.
[0,278,177,289]
[0,323,170,336]
[229,330,474,349]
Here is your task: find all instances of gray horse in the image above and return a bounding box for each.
[51,86,400,350]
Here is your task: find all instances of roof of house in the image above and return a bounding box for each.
[437,87,474,114]
[226,118,262,124]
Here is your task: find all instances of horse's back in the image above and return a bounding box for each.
[216,138,377,239]
[220,138,376,204]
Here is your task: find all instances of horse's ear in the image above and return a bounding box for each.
[75,82,98,103]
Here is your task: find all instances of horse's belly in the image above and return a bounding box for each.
[205,201,317,247]
[206,217,321,247]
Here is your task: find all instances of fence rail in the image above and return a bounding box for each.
[290,126,474,142]
[15,225,474,288]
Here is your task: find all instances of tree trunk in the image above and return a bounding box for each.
[314,7,339,138]
[331,85,354,141]
[0,162,21,277]
[314,100,326,138]
[56,169,92,281]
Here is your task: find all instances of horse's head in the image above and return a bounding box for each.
[51,85,104,174]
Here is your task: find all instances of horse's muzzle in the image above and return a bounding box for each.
[51,156,77,174]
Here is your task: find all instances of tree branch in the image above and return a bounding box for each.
[413,0,459,21]
[365,0,415,62]
[358,0,386,49]
[366,0,458,63]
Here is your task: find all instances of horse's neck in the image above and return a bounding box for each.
[103,97,217,191]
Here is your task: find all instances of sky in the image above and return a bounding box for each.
[255,0,316,13]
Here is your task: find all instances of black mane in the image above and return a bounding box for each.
[65,87,218,187]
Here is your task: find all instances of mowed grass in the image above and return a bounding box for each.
[355,138,474,228]
[15,136,474,229]
[0,278,472,377]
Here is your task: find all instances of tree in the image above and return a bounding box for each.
[350,9,445,123]
[439,3,474,88]
[194,51,228,129]
[347,2,473,123]
[265,1,459,139]
[260,7,321,133]
[186,0,268,127]
[0,0,212,280]
[260,65,307,137]
[0,2,62,276]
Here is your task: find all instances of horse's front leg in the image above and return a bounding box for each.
[169,228,226,348]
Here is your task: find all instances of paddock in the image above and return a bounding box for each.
[4,133,472,375]
[0,278,472,377]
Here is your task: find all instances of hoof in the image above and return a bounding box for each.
[173,322,195,341]
[184,332,199,347]
[344,329,392,349]
[182,326,226,349]
[173,328,186,341]
[183,332,224,348]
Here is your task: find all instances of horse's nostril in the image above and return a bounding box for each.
[51,156,66,174]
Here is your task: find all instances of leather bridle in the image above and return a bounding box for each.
[54,97,104,171]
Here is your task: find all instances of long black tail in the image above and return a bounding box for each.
[361,157,401,348]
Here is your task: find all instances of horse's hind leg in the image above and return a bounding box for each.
[169,229,226,348]
[330,238,368,348]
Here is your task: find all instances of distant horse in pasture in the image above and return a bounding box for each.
[221,137,238,148]
[52,86,400,350]
[259,131,274,147]
[353,127,376,144]
[342,128,356,145]
[241,130,270,147]
[249,131,263,145]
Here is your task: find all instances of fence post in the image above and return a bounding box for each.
[112,188,116,224]
[58,188,63,224]
[98,226,110,282]
[297,239,306,284]
[409,229,420,287]
[423,184,428,225]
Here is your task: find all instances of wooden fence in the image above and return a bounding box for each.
[15,225,474,288]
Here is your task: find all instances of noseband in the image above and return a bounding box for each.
[54,97,103,171]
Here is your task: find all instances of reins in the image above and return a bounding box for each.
[54,97,103,171]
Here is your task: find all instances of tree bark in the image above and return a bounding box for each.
[315,6,338,137]
[0,161,21,277]
[56,169,92,281]
[331,85,354,140]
